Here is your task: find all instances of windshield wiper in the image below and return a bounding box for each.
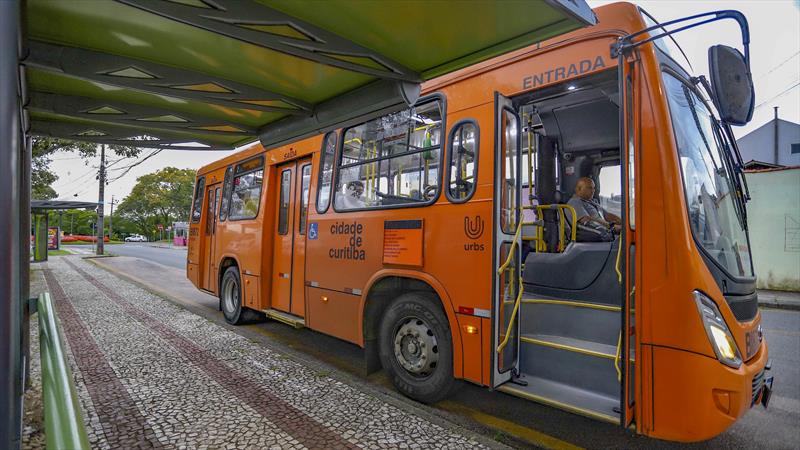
[693,76,749,229]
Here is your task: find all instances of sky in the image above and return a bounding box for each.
[50,0,800,214]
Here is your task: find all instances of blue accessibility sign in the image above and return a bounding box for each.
[308,222,318,240]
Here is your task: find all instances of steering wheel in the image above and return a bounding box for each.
[423,185,437,200]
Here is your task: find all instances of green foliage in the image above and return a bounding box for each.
[47,209,98,236]
[31,137,143,199]
[116,167,196,238]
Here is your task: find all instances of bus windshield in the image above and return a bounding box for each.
[663,72,753,278]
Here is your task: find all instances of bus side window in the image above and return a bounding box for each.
[191,176,205,223]
[316,132,336,213]
[229,156,264,221]
[334,98,444,211]
[299,164,311,234]
[278,169,291,235]
[446,120,479,202]
[219,166,233,221]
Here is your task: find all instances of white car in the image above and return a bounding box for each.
[124,234,147,242]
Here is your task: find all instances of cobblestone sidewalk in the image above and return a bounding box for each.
[40,255,495,449]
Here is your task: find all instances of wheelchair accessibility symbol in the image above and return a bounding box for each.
[308,222,318,240]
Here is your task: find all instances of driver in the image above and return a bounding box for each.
[567,177,621,233]
[338,180,366,209]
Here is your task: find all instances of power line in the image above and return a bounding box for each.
[754,51,800,80]
[107,149,163,183]
[50,165,99,191]
[755,80,800,110]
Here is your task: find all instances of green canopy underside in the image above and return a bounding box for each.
[24,0,595,150]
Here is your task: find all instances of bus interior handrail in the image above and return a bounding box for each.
[497,220,525,354]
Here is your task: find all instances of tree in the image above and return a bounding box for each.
[31,137,143,199]
[116,167,196,239]
[46,209,98,235]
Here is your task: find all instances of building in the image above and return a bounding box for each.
[745,166,800,291]
[737,108,800,167]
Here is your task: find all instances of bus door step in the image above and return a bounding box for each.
[263,309,305,329]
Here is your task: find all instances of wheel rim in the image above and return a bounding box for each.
[222,277,238,314]
[393,316,439,378]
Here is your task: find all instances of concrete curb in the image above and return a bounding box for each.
[758,300,800,311]
[758,290,800,311]
[151,244,188,251]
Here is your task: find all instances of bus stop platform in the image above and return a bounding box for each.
[28,255,499,449]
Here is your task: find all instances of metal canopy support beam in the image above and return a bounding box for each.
[25,41,312,115]
[29,92,258,136]
[1,1,23,448]
[259,78,420,148]
[30,120,237,151]
[31,200,102,211]
[120,0,421,83]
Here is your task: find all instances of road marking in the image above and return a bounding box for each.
[437,400,584,450]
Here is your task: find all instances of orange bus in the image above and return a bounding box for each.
[187,2,771,442]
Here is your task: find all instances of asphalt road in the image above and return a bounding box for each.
[105,243,188,270]
[93,245,799,449]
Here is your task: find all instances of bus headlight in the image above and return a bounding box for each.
[694,291,742,369]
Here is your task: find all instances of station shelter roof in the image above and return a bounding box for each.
[30,200,101,211]
[23,0,596,151]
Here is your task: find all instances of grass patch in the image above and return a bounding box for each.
[48,249,71,256]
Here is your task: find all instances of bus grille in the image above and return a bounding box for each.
[751,368,766,407]
[725,291,759,322]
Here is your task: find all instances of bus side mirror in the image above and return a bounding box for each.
[708,45,754,126]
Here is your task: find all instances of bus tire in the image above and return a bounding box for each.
[220,266,245,325]
[378,292,455,404]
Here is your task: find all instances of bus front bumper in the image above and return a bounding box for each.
[649,339,770,442]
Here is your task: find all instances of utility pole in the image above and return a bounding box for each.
[773,106,779,165]
[96,144,105,256]
[108,195,117,241]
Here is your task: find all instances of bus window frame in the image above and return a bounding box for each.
[299,163,312,235]
[218,165,233,222]
[190,176,205,224]
[227,155,265,222]
[445,118,480,204]
[331,93,447,213]
[500,105,521,235]
[316,131,337,214]
[277,168,291,235]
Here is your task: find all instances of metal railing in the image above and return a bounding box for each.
[496,220,525,354]
[38,293,90,450]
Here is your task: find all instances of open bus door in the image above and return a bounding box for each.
[202,184,221,292]
[619,51,637,429]
[492,92,523,387]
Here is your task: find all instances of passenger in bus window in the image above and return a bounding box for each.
[338,180,366,209]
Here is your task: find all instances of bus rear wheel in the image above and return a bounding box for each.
[220,266,246,325]
[378,292,454,403]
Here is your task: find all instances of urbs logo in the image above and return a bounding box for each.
[464,216,485,251]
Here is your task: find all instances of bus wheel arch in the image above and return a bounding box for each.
[217,257,259,325]
[360,272,464,381]
[218,256,239,296]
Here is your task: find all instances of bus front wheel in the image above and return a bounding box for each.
[220,266,245,325]
[378,292,455,403]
